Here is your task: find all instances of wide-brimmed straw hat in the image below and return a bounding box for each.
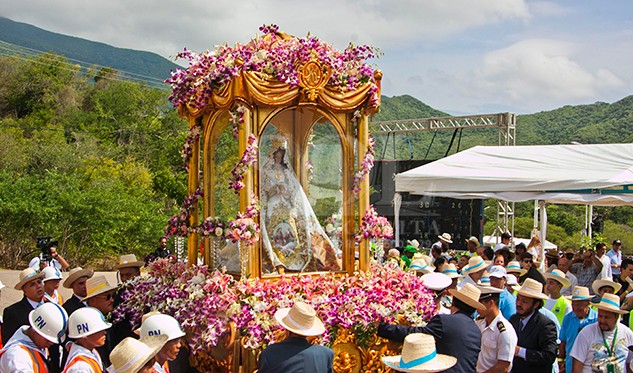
[505,261,527,276]
[63,267,95,289]
[107,335,168,373]
[592,277,622,295]
[408,239,421,250]
[382,333,457,372]
[440,263,462,279]
[462,256,489,276]
[544,269,571,288]
[566,286,592,301]
[465,236,480,246]
[113,254,145,270]
[421,273,452,291]
[595,293,628,315]
[14,268,45,290]
[448,283,485,311]
[516,278,548,300]
[438,233,452,244]
[82,275,118,301]
[274,302,325,337]
[409,259,434,275]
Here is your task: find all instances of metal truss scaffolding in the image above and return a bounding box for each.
[369,112,517,241]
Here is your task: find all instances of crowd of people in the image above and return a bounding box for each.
[0,244,189,373]
[1,234,631,373]
[377,233,632,373]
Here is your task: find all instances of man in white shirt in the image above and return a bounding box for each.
[569,293,633,373]
[476,286,518,373]
[595,242,612,280]
[606,239,623,280]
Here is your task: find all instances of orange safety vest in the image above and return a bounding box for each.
[63,355,102,373]
[0,345,49,373]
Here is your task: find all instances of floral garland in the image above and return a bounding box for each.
[165,24,380,110]
[229,105,246,139]
[181,125,201,171]
[355,205,394,243]
[198,216,226,238]
[228,134,258,194]
[352,136,375,195]
[164,188,203,239]
[112,259,435,353]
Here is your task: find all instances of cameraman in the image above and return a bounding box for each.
[28,238,70,271]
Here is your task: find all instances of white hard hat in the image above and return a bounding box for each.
[68,307,112,339]
[41,266,63,282]
[139,313,185,341]
[28,302,69,344]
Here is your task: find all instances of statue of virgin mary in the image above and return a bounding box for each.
[260,131,341,274]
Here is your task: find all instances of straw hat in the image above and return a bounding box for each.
[388,249,401,259]
[544,269,571,288]
[566,286,592,301]
[14,268,45,290]
[465,236,480,246]
[592,277,622,295]
[440,263,462,279]
[479,274,491,286]
[438,233,452,244]
[274,302,325,337]
[63,267,95,289]
[82,275,117,301]
[516,278,548,300]
[595,293,628,315]
[382,333,457,372]
[113,254,145,270]
[0,280,4,290]
[420,273,452,291]
[107,335,168,373]
[462,256,489,276]
[448,283,485,311]
[409,259,434,275]
[505,261,527,276]
[408,239,421,250]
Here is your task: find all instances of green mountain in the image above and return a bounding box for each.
[370,94,633,160]
[0,17,179,87]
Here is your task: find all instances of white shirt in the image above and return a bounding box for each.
[28,254,62,271]
[457,274,477,290]
[570,321,633,373]
[598,254,612,279]
[0,326,48,373]
[154,361,169,373]
[476,313,518,373]
[561,271,578,296]
[64,342,104,373]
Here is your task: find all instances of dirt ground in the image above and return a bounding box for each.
[0,269,119,315]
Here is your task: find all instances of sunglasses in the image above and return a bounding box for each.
[522,259,532,263]
[97,293,114,301]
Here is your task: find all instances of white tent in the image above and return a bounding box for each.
[483,236,557,251]
[393,143,633,267]
[395,143,633,205]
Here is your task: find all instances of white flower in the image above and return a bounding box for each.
[215,227,223,237]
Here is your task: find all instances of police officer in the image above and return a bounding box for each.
[138,313,187,373]
[0,302,68,372]
[476,285,518,372]
[64,307,112,372]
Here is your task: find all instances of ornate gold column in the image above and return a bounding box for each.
[188,116,201,266]
[357,114,370,272]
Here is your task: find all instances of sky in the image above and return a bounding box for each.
[1,0,632,115]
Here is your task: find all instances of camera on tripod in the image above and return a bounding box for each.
[36,236,58,263]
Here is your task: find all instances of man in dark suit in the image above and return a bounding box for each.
[258,302,333,373]
[509,278,558,373]
[377,283,484,373]
[61,267,94,316]
[2,268,45,344]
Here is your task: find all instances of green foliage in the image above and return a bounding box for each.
[0,52,188,268]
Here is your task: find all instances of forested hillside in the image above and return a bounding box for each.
[0,17,179,87]
[0,53,187,268]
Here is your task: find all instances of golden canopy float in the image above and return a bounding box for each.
[166,24,384,278]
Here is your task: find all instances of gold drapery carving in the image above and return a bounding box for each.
[180,68,381,119]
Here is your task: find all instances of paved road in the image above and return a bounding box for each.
[0,269,119,315]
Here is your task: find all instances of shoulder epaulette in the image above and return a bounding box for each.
[497,320,506,333]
